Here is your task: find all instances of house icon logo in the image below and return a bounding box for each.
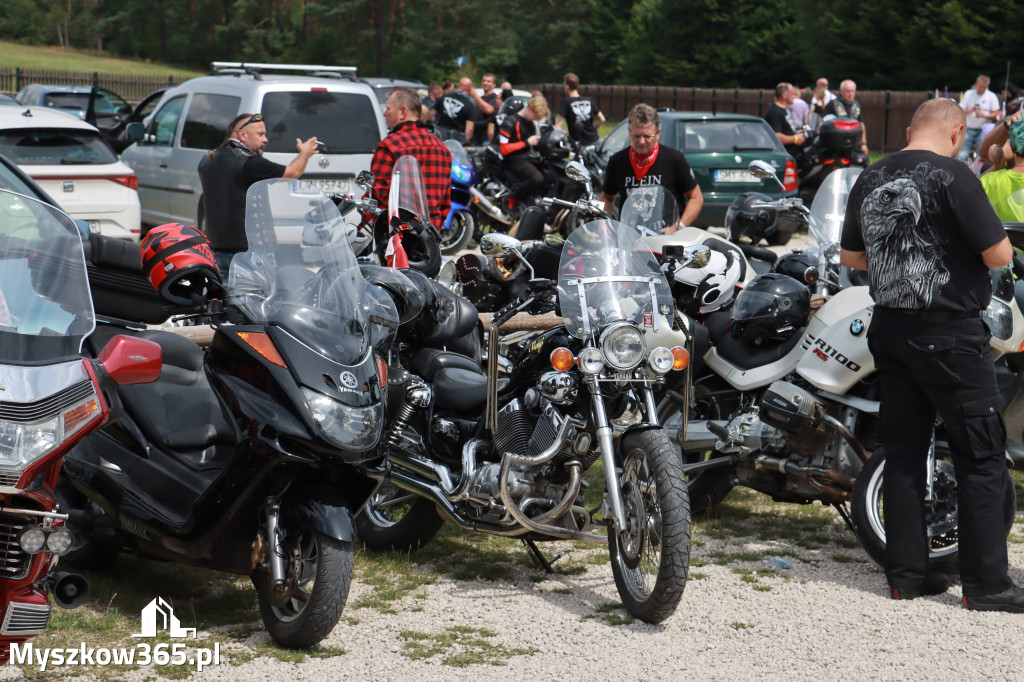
[132,597,197,638]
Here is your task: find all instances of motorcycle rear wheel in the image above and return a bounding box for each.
[608,429,691,624]
[356,481,444,553]
[850,443,1017,574]
[440,210,475,254]
[254,529,352,649]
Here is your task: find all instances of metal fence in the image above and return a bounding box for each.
[0,68,188,103]
[524,83,932,153]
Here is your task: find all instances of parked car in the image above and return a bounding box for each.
[0,94,18,106]
[14,84,141,151]
[121,62,387,233]
[597,110,797,228]
[0,106,141,240]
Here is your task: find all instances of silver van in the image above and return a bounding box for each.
[120,63,387,232]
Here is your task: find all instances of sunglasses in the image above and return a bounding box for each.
[239,113,264,130]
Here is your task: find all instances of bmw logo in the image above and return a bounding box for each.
[850,319,865,336]
[339,371,359,389]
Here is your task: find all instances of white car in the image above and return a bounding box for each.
[0,106,141,240]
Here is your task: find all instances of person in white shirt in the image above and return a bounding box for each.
[810,77,836,116]
[959,74,1001,161]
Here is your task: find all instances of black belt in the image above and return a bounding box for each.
[877,307,980,322]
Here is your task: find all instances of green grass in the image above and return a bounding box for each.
[0,39,201,78]
[400,626,537,667]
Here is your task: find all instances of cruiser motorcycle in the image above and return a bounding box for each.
[358,205,699,622]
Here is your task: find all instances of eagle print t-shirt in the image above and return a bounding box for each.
[841,150,1006,312]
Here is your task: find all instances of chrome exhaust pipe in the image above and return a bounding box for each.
[470,187,513,225]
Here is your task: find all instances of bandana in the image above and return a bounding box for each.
[629,142,660,180]
[228,138,257,155]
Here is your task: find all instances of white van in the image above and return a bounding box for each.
[120,63,387,232]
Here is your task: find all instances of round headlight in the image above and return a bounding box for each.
[46,528,73,556]
[648,347,674,374]
[18,528,46,554]
[601,323,646,370]
[578,347,605,375]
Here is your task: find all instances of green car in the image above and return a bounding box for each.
[598,110,797,235]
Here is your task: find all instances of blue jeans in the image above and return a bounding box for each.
[958,127,984,161]
[213,249,241,281]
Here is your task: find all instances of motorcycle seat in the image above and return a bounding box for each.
[409,348,481,381]
[432,367,488,413]
[715,326,805,371]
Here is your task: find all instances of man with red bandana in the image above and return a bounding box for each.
[600,103,703,233]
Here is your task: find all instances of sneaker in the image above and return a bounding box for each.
[963,584,1024,613]
[890,573,951,600]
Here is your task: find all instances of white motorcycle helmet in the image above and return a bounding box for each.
[672,249,743,315]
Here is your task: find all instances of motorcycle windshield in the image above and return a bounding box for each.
[229,179,399,364]
[809,167,862,247]
[0,189,94,362]
[1006,188,1024,221]
[444,139,472,169]
[557,218,673,339]
[619,186,680,237]
[388,155,430,226]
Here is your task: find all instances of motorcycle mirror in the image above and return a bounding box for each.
[748,160,786,192]
[98,334,162,385]
[480,233,523,258]
[565,161,591,185]
[355,170,374,191]
[682,245,712,269]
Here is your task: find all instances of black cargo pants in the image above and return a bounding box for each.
[867,307,1012,597]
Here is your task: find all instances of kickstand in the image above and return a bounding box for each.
[522,539,561,573]
[833,502,855,534]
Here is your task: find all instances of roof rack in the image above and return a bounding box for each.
[209,62,359,81]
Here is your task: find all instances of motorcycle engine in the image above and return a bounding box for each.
[760,380,830,444]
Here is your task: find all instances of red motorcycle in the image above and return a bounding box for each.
[0,189,161,661]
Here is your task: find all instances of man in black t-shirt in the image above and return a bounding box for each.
[198,112,319,276]
[600,103,702,233]
[472,73,500,145]
[823,79,868,155]
[557,72,605,145]
[433,80,479,144]
[765,82,806,158]
[840,98,1024,611]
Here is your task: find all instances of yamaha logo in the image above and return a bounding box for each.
[339,371,358,389]
[318,156,330,169]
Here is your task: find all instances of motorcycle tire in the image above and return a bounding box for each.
[850,443,1017,574]
[440,210,475,254]
[356,482,444,553]
[608,428,691,624]
[254,529,352,649]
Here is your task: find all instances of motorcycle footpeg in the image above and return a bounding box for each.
[707,421,731,441]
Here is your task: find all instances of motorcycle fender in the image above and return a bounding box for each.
[796,287,875,394]
[284,484,356,543]
[613,424,663,464]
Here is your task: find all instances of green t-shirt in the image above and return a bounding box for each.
[980,169,1024,222]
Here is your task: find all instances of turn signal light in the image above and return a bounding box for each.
[550,347,575,372]
[671,346,690,371]
[374,356,387,389]
[783,160,798,193]
[238,332,287,368]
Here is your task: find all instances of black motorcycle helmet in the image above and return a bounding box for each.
[730,273,810,343]
[539,129,572,161]
[373,211,442,278]
[499,95,528,118]
[359,264,425,332]
[772,250,817,285]
[726,192,777,244]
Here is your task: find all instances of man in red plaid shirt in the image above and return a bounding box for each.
[371,88,452,230]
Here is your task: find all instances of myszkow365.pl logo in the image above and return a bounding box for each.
[9,597,222,673]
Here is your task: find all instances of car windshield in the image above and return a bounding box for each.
[557,218,673,339]
[261,91,380,155]
[0,189,94,361]
[228,179,399,365]
[0,128,118,165]
[678,120,779,152]
[809,167,862,247]
[43,92,122,115]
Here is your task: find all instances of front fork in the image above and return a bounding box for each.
[589,378,660,532]
[924,431,937,503]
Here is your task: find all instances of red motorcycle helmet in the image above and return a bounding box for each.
[140,223,222,305]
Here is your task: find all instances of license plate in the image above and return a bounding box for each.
[714,169,759,183]
[293,178,351,195]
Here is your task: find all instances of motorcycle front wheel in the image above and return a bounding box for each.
[850,443,1017,573]
[608,429,691,624]
[440,210,475,254]
[253,528,352,649]
[356,481,444,553]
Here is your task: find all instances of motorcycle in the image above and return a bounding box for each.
[358,207,703,623]
[60,178,400,649]
[440,139,481,254]
[661,166,1022,572]
[0,190,163,660]
[794,113,870,204]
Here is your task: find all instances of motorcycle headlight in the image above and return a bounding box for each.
[648,347,675,374]
[0,391,102,482]
[301,388,382,451]
[453,163,473,184]
[578,347,605,375]
[982,299,1014,341]
[601,323,646,371]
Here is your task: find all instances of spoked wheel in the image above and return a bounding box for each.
[851,443,1017,573]
[356,481,444,553]
[254,528,352,649]
[440,210,475,254]
[608,429,691,624]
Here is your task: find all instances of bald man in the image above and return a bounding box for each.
[840,98,1022,611]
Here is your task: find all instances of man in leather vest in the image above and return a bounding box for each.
[198,113,319,277]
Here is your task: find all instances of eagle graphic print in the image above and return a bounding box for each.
[858,162,954,308]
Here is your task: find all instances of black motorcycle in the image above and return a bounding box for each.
[794,114,869,204]
[60,178,400,649]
